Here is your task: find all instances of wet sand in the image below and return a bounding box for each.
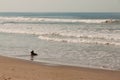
[0,56,120,80]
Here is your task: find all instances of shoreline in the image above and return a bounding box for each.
[0,55,120,80]
[1,55,119,71]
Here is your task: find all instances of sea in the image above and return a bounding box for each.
[0,12,120,70]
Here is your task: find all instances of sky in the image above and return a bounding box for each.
[0,0,120,12]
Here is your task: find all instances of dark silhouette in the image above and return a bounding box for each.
[30,50,38,61]
[31,50,38,56]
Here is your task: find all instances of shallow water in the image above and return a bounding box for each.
[0,32,120,70]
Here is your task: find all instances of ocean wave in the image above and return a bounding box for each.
[0,25,120,44]
[0,24,120,46]
[38,35,120,45]
[37,32,120,46]
[41,32,120,41]
[0,17,120,24]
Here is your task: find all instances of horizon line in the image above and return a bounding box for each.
[0,11,120,13]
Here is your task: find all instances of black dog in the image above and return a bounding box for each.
[30,50,38,61]
[31,50,38,56]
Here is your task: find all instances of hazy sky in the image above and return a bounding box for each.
[0,0,120,12]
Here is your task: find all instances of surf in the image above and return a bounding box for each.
[0,17,120,24]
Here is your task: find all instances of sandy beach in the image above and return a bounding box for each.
[0,56,119,80]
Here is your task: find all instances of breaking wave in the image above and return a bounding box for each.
[0,17,120,24]
[38,33,120,46]
[38,36,120,45]
[0,26,120,46]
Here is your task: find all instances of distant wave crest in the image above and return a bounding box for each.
[0,17,120,24]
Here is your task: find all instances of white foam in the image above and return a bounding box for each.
[0,23,120,46]
[0,17,119,24]
[38,35,120,46]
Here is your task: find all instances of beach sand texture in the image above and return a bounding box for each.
[0,56,120,80]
